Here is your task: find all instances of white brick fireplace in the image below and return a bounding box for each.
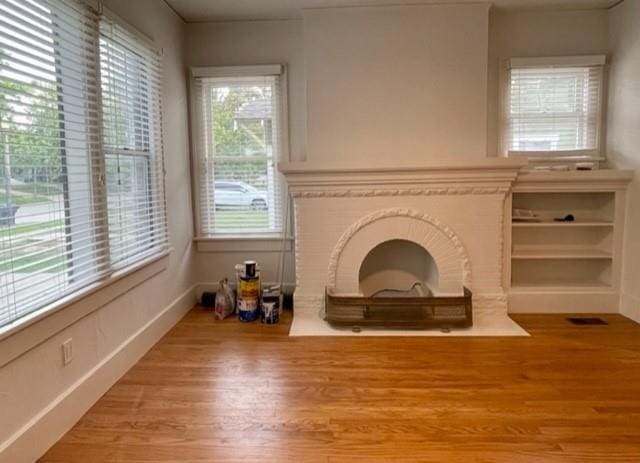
[280,158,527,333]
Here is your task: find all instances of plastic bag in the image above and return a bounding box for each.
[214,278,235,320]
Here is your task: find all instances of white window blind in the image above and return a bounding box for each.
[100,15,168,269]
[506,57,605,158]
[192,69,284,236]
[0,1,168,332]
[0,0,104,328]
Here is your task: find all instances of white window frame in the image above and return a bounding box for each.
[500,55,607,162]
[189,64,289,245]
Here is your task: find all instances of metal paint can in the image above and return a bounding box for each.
[244,260,257,278]
[238,275,260,322]
[261,301,279,324]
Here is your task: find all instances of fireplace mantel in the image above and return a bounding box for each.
[279,158,527,192]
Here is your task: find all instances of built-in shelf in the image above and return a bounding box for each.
[512,221,614,228]
[510,280,613,292]
[511,249,612,260]
[508,170,633,313]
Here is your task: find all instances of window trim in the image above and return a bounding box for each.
[499,55,607,161]
[189,64,290,241]
[100,6,161,55]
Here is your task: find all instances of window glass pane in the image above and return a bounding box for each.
[195,75,283,236]
[508,66,602,155]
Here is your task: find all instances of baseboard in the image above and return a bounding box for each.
[620,292,640,323]
[0,284,197,463]
[508,291,619,314]
[196,281,296,301]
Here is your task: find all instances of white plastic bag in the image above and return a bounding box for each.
[214,278,235,320]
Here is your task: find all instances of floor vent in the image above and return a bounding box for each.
[567,317,608,325]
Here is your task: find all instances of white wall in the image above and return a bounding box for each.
[0,2,195,461]
[187,20,306,161]
[607,0,640,322]
[186,20,303,288]
[304,4,490,163]
[487,8,609,156]
[185,5,615,292]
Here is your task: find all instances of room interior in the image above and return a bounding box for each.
[0,0,639,461]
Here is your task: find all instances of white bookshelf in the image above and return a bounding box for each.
[508,170,633,313]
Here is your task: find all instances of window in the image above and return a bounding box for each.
[0,0,167,332]
[191,66,286,236]
[505,56,606,159]
[99,16,167,269]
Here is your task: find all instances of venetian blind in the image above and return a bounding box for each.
[192,68,284,236]
[0,0,105,328]
[507,57,605,158]
[99,15,168,269]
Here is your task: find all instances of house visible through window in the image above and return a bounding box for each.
[0,0,168,332]
[505,56,606,159]
[192,67,285,236]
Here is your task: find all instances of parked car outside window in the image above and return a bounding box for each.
[214,181,267,210]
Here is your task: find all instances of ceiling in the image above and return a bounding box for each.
[165,0,621,22]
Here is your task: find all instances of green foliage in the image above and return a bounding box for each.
[0,191,48,205]
[214,210,268,231]
[0,53,63,186]
[211,87,268,157]
[210,86,274,190]
[0,219,62,238]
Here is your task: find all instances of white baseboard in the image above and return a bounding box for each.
[620,292,640,323]
[508,291,619,314]
[0,284,197,463]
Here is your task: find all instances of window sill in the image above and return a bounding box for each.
[0,250,171,368]
[195,235,294,253]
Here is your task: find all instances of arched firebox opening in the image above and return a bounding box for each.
[358,239,439,297]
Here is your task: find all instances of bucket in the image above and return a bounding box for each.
[238,275,260,322]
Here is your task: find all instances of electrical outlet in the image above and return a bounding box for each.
[62,338,73,365]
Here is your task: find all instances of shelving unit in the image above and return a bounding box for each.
[507,170,633,313]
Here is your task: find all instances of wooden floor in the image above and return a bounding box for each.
[41,308,640,462]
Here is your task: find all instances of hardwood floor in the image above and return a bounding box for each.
[41,308,640,462]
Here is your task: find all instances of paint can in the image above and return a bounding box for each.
[238,274,260,322]
[261,301,279,324]
[244,260,257,278]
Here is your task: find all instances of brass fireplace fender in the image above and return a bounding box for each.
[324,287,473,329]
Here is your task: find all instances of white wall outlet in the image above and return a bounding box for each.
[62,338,73,365]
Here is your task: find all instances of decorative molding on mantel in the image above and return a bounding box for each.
[291,187,510,198]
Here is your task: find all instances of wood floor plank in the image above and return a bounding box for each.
[39,309,640,462]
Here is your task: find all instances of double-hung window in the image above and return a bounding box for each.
[191,65,286,237]
[0,0,167,332]
[504,55,606,160]
[100,16,167,269]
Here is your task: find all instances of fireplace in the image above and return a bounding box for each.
[279,158,527,334]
